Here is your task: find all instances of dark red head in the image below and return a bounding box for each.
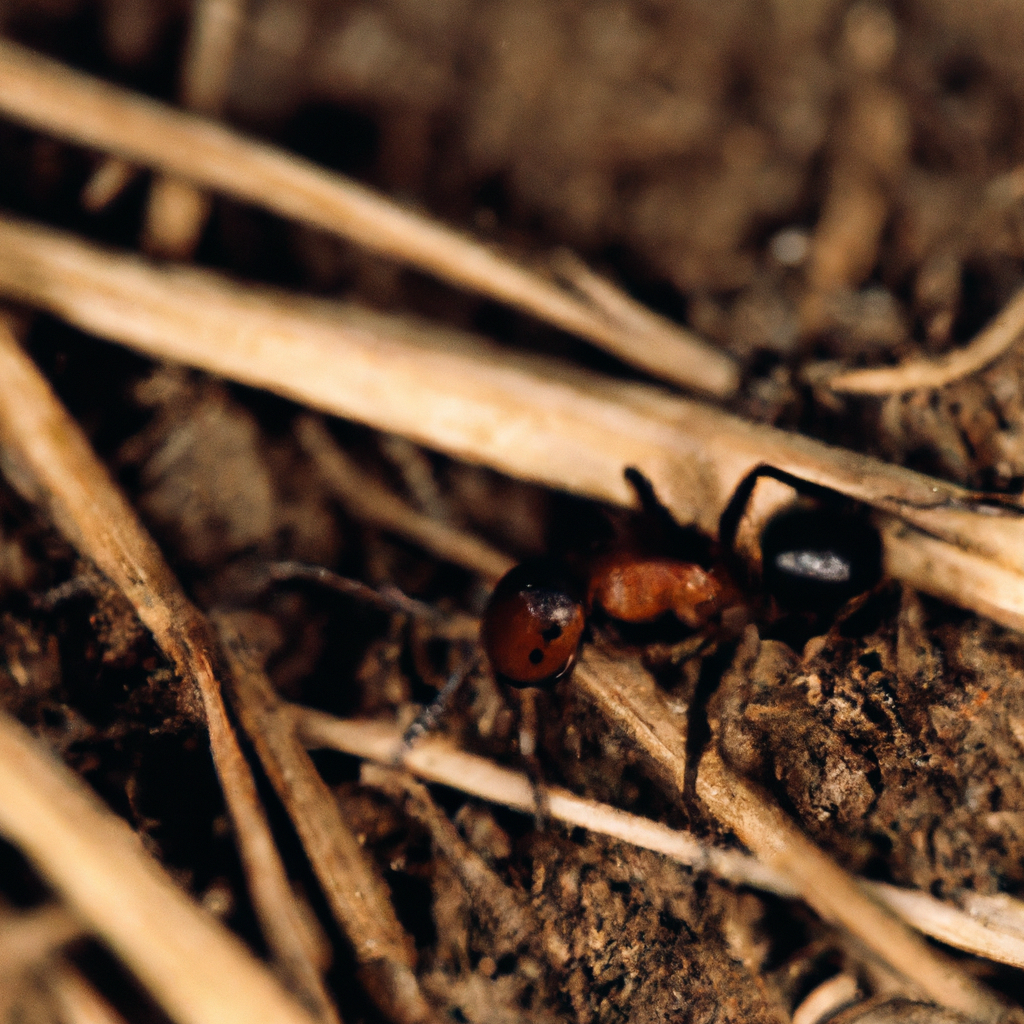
[481,560,586,688]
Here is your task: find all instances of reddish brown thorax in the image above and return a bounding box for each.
[586,552,740,628]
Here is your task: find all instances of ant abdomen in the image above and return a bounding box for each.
[759,504,883,612]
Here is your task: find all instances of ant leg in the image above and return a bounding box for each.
[623,466,682,536]
[717,464,841,557]
[623,466,716,563]
[511,687,550,828]
[398,652,478,755]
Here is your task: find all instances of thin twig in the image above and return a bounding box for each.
[0,218,1020,632]
[0,38,737,397]
[80,157,139,213]
[0,322,339,1024]
[792,975,860,1024]
[0,707,316,1024]
[546,247,734,392]
[296,416,515,581]
[824,284,1024,394]
[212,609,441,1024]
[46,962,130,1024]
[292,703,794,893]
[143,0,246,257]
[256,561,478,643]
[0,904,85,982]
[291,706,1024,975]
[264,561,443,619]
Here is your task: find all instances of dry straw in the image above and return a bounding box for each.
[0,215,1020,632]
[0,38,737,398]
[293,707,1024,979]
[0,706,318,1024]
[825,284,1024,394]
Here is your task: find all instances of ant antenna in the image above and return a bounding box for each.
[397,651,479,755]
[262,561,443,620]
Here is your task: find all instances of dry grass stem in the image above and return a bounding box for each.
[295,416,515,581]
[0,323,340,1024]
[0,707,317,1024]
[959,892,1024,940]
[293,707,1024,973]
[46,962,130,1024]
[142,178,213,261]
[695,745,1002,1021]
[292,705,790,893]
[0,905,85,982]
[825,285,1024,394]
[0,216,1020,631]
[80,157,138,213]
[792,975,861,1024]
[0,38,737,397]
[142,0,245,257]
[872,887,1024,976]
[571,645,690,793]
[212,610,440,1024]
[549,247,734,390]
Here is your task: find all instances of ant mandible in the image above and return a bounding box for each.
[481,465,884,689]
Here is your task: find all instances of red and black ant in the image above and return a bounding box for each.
[254,464,884,765]
[480,464,884,689]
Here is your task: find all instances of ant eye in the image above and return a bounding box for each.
[481,560,586,688]
[760,507,882,611]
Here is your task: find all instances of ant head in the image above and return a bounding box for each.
[481,559,586,689]
[719,465,884,613]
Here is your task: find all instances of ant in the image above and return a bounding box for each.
[481,465,884,689]
[260,464,883,773]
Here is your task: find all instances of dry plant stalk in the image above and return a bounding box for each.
[0,216,1021,632]
[292,707,1024,974]
[825,284,1024,394]
[80,156,138,213]
[792,975,861,1024]
[212,610,440,1024]
[696,745,1001,1022]
[46,962,130,1024]
[0,323,337,1024]
[295,416,514,581]
[292,703,793,894]
[0,904,85,982]
[571,645,690,795]
[0,707,316,1024]
[143,0,246,257]
[0,38,737,397]
[578,647,999,1019]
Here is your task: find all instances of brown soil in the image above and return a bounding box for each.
[3,1,1024,1022]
